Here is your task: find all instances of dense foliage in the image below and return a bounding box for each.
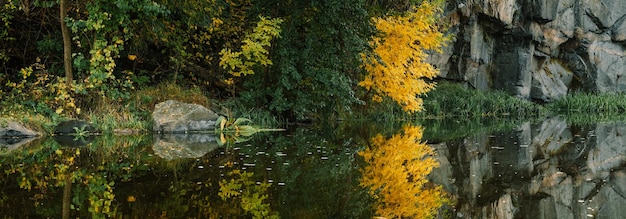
[0,0,448,120]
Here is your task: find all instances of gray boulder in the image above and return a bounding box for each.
[152,100,219,133]
[0,121,40,138]
[0,121,42,152]
[54,120,96,135]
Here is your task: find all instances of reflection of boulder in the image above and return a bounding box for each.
[153,134,220,160]
[0,137,40,152]
[152,100,219,133]
[0,121,42,152]
[54,135,95,147]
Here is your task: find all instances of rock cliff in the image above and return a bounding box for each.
[436,0,626,101]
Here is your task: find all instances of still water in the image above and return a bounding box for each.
[1,116,626,218]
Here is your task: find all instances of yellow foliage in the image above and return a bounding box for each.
[360,1,448,113]
[359,125,449,218]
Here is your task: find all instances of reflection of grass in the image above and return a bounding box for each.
[418,117,534,142]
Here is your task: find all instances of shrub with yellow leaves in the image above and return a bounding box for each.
[360,0,449,113]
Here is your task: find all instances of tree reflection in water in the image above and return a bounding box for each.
[359,124,450,218]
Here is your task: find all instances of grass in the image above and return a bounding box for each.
[547,92,626,114]
[4,81,626,134]
[421,82,547,119]
[0,102,58,135]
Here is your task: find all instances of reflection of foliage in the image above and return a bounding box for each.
[85,174,117,218]
[359,125,449,218]
[239,123,376,218]
[0,135,151,217]
[219,169,278,219]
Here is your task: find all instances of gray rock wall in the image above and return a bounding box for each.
[437,0,626,101]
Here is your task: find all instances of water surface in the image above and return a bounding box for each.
[1,117,625,218]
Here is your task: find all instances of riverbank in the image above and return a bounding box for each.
[4,82,626,135]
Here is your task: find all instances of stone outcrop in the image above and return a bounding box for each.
[0,121,40,138]
[0,121,41,151]
[435,0,626,101]
[152,100,220,133]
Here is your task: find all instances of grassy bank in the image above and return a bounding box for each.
[4,82,626,134]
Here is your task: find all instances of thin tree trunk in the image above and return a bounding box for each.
[60,0,73,84]
[62,174,72,219]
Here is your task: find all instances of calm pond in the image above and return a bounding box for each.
[1,116,626,218]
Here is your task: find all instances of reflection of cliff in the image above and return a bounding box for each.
[360,125,450,218]
[430,116,626,218]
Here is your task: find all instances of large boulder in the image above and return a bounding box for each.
[152,100,219,133]
[54,120,96,135]
[0,121,40,138]
[0,121,42,152]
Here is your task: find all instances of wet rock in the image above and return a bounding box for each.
[0,122,41,152]
[0,121,40,138]
[152,100,219,133]
[54,120,96,135]
[152,134,219,160]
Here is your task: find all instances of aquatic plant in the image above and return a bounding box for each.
[215,116,284,146]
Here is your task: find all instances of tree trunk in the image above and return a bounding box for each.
[62,174,72,219]
[60,0,73,84]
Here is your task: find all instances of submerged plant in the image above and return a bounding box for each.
[215,116,284,146]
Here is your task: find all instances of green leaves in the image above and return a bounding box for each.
[219,16,284,77]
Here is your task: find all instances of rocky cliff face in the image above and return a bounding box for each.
[436,0,626,101]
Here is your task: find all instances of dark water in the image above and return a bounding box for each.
[1,116,626,218]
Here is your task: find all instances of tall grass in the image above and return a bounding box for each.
[420,82,547,119]
[85,83,213,133]
[221,99,285,128]
[547,92,626,114]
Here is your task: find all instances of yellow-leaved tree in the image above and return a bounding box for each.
[359,125,449,218]
[360,0,448,113]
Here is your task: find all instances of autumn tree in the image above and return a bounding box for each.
[360,0,448,113]
[359,124,449,218]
